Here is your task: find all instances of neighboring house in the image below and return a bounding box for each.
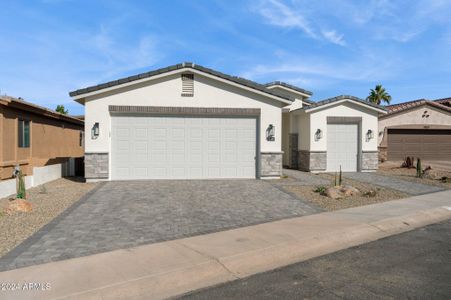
[0,96,84,198]
[379,99,451,161]
[69,62,386,181]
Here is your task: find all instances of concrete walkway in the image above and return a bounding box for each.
[1,190,451,300]
[344,172,445,195]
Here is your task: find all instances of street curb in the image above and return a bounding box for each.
[0,196,450,300]
[81,207,451,300]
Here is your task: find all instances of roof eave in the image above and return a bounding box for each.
[302,98,387,114]
[70,63,293,105]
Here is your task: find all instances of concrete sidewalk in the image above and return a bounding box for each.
[1,190,451,300]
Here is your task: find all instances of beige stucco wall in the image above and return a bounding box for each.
[378,104,451,145]
[292,102,379,152]
[83,72,285,160]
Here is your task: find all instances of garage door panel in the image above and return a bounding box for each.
[327,124,358,172]
[387,129,451,160]
[112,115,256,179]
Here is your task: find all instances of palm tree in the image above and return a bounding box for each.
[366,84,391,105]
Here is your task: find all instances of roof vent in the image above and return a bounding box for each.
[181,73,194,97]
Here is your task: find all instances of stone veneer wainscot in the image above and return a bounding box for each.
[298,151,327,172]
[85,152,109,179]
[260,152,283,177]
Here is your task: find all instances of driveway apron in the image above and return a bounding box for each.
[0,180,319,271]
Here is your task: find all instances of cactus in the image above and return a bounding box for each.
[338,165,343,186]
[416,158,422,178]
[16,170,26,199]
[334,172,338,186]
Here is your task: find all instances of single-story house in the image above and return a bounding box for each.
[0,96,84,198]
[69,62,386,181]
[379,98,451,161]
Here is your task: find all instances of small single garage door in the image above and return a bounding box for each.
[111,115,257,180]
[387,129,451,161]
[327,123,359,172]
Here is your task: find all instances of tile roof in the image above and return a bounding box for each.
[264,81,313,96]
[301,95,387,112]
[434,97,451,107]
[382,98,451,117]
[0,95,84,125]
[69,62,293,102]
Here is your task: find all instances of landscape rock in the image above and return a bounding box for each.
[325,187,344,199]
[363,190,377,197]
[341,185,360,197]
[422,168,440,180]
[5,199,33,214]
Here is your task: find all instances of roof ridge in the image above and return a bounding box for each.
[298,94,386,112]
[264,81,313,96]
[69,62,294,103]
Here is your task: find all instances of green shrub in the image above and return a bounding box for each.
[314,186,327,195]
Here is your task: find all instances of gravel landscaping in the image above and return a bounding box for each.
[0,178,97,257]
[378,162,451,189]
[280,173,408,211]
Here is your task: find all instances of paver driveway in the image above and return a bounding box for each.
[0,180,319,271]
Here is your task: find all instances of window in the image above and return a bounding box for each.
[79,131,84,147]
[181,73,194,97]
[18,119,30,148]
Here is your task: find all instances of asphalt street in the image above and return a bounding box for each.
[179,219,451,299]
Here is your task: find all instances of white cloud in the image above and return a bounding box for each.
[255,0,347,45]
[240,53,398,90]
[257,0,316,38]
[321,30,346,46]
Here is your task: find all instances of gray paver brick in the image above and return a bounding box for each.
[0,179,319,271]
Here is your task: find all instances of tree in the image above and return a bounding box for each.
[366,84,392,105]
[55,105,68,114]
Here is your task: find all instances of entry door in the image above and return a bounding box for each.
[111,115,257,180]
[327,124,359,172]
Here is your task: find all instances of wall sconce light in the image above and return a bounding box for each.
[314,129,323,141]
[92,122,100,139]
[266,124,275,141]
[366,129,374,141]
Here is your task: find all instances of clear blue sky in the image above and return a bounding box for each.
[1,0,451,115]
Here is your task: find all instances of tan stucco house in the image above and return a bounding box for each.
[69,62,386,181]
[379,98,451,161]
[0,96,84,198]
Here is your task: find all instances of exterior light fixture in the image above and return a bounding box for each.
[366,129,374,140]
[314,129,323,141]
[266,124,275,141]
[92,122,100,139]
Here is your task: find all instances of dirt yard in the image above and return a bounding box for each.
[0,178,97,257]
[378,161,451,189]
[283,173,408,212]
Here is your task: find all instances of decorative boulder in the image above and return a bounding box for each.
[422,168,439,180]
[340,185,360,197]
[5,199,33,214]
[363,190,377,197]
[325,187,344,199]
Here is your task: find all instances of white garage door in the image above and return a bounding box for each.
[111,115,257,180]
[327,124,358,172]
